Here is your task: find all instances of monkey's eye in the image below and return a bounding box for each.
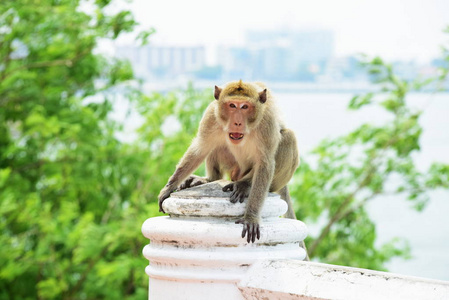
[230,103,236,108]
[241,104,249,109]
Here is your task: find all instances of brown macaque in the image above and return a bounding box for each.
[158,80,304,250]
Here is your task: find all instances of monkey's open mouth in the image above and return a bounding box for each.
[229,132,244,140]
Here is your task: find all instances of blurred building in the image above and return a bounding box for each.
[115,45,206,80]
[219,29,335,81]
[319,56,367,83]
[114,30,438,87]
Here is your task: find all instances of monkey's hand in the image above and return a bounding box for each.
[235,216,260,243]
[222,180,251,203]
[178,175,209,190]
[158,185,175,213]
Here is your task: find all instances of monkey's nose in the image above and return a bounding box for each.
[234,122,242,126]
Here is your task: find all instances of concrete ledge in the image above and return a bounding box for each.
[238,259,449,300]
[164,180,286,219]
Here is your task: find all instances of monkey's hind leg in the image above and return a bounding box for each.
[278,186,309,261]
[278,185,296,219]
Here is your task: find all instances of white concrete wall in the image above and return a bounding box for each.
[239,259,449,300]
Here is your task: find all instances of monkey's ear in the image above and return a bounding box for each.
[259,89,267,104]
[214,85,222,100]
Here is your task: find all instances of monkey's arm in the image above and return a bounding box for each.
[158,137,211,212]
[237,158,275,243]
[179,146,232,190]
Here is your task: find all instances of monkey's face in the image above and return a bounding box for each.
[220,99,256,145]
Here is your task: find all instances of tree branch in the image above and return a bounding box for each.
[2,59,74,81]
[1,49,90,82]
[66,247,108,299]
[307,128,405,258]
[308,165,376,257]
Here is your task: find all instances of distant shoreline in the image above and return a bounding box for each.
[142,79,448,94]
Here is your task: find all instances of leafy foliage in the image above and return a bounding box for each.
[0,0,212,299]
[290,43,449,270]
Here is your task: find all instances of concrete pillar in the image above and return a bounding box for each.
[142,180,307,300]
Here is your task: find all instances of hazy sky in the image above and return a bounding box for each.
[124,0,448,63]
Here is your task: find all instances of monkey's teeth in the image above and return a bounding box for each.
[229,133,244,140]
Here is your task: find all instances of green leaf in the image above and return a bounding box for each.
[136,28,156,46]
[348,93,374,110]
[37,278,67,299]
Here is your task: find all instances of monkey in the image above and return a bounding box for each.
[158,80,305,252]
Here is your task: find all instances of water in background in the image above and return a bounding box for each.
[276,92,449,281]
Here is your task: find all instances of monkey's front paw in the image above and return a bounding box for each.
[222,181,250,203]
[158,186,173,213]
[178,175,209,190]
[236,218,260,243]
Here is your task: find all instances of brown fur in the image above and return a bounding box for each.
[158,81,306,255]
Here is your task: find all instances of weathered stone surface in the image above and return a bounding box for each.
[164,180,286,219]
[170,179,278,199]
[170,180,230,199]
